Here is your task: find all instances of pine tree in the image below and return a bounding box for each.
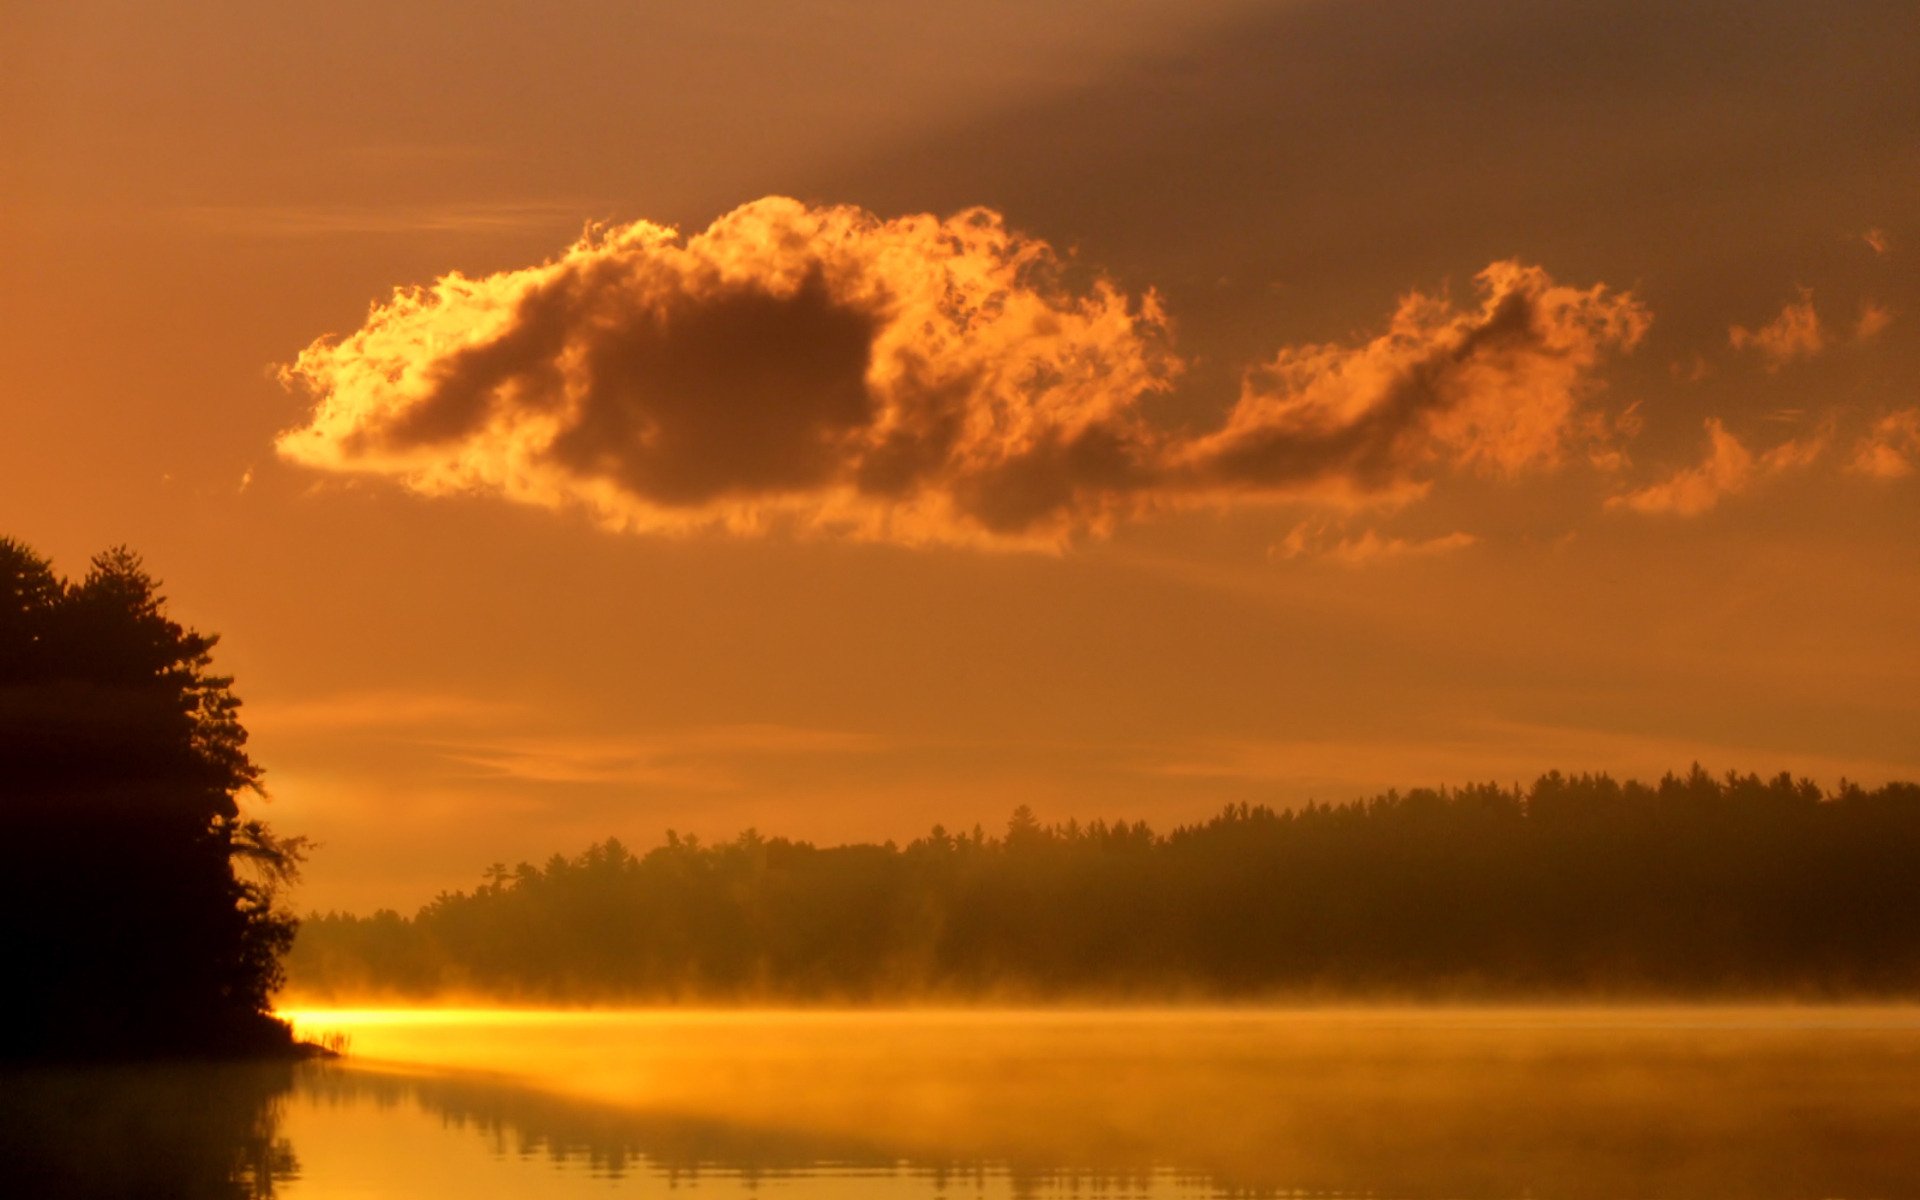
[0,538,305,1059]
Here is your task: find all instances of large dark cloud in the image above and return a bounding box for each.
[279,199,1649,547]
[281,199,1177,547]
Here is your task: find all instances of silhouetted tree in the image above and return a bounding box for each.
[0,537,305,1059]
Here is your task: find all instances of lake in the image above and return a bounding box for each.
[8,1007,1920,1197]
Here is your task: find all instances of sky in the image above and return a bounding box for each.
[4,0,1917,911]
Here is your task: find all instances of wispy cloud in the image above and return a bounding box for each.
[438,725,882,789]
[1855,301,1894,343]
[1850,408,1920,480]
[1271,521,1477,566]
[1729,289,1825,370]
[1607,418,1825,517]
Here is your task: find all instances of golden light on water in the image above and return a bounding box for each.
[266,1006,1920,1197]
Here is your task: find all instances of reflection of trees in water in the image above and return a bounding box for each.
[299,1034,1920,1200]
[10,1032,1920,1200]
[14,1029,1920,1198]
[0,1062,297,1199]
[297,1064,1168,1197]
[301,1064,898,1181]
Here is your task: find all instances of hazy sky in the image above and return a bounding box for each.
[6,0,1917,910]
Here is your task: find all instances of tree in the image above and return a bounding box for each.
[0,537,306,1059]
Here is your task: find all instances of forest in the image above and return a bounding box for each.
[11,530,1919,1019]
[289,769,1920,1002]
[0,538,305,1059]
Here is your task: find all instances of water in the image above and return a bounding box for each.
[9,1007,1920,1198]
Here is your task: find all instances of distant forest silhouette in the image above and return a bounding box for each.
[1,538,305,1060]
[292,770,1920,1001]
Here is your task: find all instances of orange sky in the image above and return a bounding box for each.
[5,1,1917,911]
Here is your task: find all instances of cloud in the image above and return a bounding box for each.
[1670,354,1714,384]
[1850,408,1920,479]
[1729,289,1825,369]
[1175,261,1649,504]
[1855,301,1893,343]
[1272,522,1477,566]
[438,725,880,789]
[1864,228,1890,256]
[280,197,1178,548]
[279,200,1648,549]
[1608,418,1825,516]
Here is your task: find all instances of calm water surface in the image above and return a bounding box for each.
[12,1007,1920,1198]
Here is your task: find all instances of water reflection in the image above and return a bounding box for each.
[281,1008,1920,1199]
[292,1062,1264,1197]
[297,1064,898,1183]
[12,1010,1920,1197]
[0,1061,297,1199]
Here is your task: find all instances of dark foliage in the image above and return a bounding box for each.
[0,537,305,1059]
[291,771,1920,1002]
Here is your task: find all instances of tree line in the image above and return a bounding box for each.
[290,769,1920,1001]
[1,538,305,1059]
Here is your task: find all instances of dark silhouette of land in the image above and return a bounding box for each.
[0,538,307,1061]
[292,769,1920,1002]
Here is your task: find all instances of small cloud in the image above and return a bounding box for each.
[1756,430,1826,472]
[1856,301,1894,343]
[438,725,880,789]
[1608,418,1825,516]
[1670,353,1714,383]
[1864,228,1890,256]
[1272,520,1477,566]
[238,466,255,493]
[1174,260,1649,503]
[1850,408,1920,479]
[1585,400,1644,472]
[1729,289,1825,370]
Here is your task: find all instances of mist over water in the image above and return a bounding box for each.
[12,1007,1920,1196]
[250,1007,1920,1197]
